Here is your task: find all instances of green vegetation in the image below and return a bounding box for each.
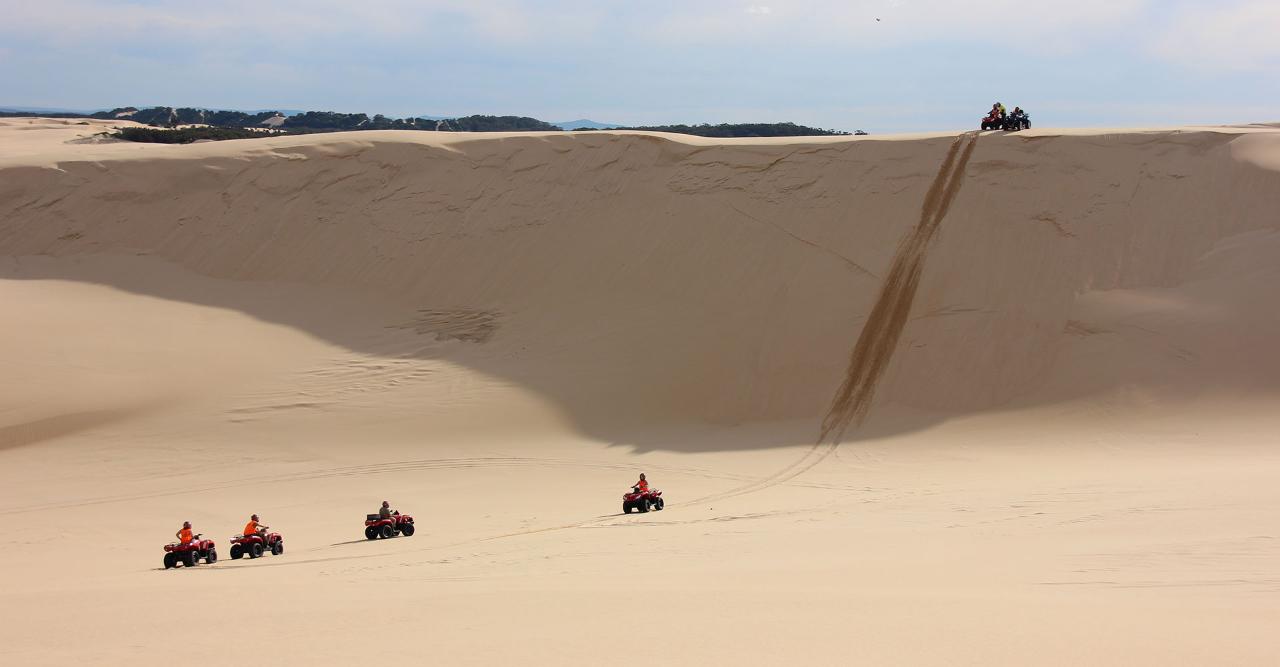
[111,126,278,144]
[440,115,560,132]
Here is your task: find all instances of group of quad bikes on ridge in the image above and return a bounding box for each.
[981,102,1031,132]
[162,477,663,569]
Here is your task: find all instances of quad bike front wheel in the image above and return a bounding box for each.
[184,551,198,567]
[400,523,415,537]
[164,553,177,569]
[638,500,650,513]
[205,549,218,564]
[623,503,633,514]
[653,498,665,511]
[271,541,283,556]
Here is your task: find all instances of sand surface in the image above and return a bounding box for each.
[2,117,1279,665]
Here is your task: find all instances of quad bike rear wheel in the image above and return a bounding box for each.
[164,553,177,569]
[380,524,395,539]
[365,526,378,540]
[230,545,243,559]
[400,523,415,537]
[250,543,264,558]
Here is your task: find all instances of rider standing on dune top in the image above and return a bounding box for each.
[634,473,649,492]
[176,521,194,544]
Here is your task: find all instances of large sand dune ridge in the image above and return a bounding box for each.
[4,121,1279,435]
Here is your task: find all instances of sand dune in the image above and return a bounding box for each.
[2,118,1279,665]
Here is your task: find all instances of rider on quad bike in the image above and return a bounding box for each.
[1007,107,1030,131]
[230,514,283,559]
[365,501,414,539]
[981,102,1009,130]
[623,474,664,513]
[164,522,216,568]
[243,514,268,542]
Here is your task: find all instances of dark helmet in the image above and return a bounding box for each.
[382,500,390,508]
[251,514,259,521]
[639,473,646,479]
[183,521,191,528]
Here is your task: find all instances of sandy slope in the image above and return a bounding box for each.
[1,117,1279,665]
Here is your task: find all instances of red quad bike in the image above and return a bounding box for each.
[163,534,217,569]
[364,512,415,540]
[622,487,664,514]
[229,532,284,560]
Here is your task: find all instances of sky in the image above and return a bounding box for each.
[1,0,1277,133]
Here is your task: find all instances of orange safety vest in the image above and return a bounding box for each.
[243,521,259,536]
[178,528,193,543]
[635,479,649,491]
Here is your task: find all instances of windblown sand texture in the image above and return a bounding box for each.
[2,116,1280,665]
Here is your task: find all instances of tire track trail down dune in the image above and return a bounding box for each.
[820,132,979,443]
[680,134,980,506]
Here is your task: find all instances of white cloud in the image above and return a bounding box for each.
[1147,1,1280,71]
[649,0,1152,50]
[3,0,1277,80]
[0,0,547,44]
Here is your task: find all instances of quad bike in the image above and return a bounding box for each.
[364,512,415,540]
[229,531,284,560]
[980,113,1005,130]
[1004,112,1031,131]
[163,534,217,569]
[622,487,664,514]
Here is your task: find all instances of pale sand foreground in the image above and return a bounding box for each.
[1,118,1279,665]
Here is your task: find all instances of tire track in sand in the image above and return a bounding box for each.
[650,133,982,506]
[820,132,979,443]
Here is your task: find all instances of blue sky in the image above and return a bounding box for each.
[1,0,1276,133]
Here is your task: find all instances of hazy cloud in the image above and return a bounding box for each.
[0,0,1275,130]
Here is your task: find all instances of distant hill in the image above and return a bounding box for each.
[75,107,561,133]
[0,105,104,114]
[554,119,622,130]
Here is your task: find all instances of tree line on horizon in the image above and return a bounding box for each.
[2,106,864,142]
